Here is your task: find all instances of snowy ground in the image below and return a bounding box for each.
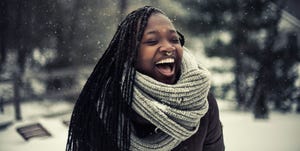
[0,100,73,151]
[0,100,300,151]
[218,101,300,151]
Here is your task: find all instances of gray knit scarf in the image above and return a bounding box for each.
[130,48,211,151]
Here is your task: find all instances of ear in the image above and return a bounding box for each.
[177,31,185,46]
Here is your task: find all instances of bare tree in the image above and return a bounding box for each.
[0,0,8,72]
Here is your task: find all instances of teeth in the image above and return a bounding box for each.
[156,58,174,65]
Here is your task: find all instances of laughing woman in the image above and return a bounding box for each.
[66,6,225,151]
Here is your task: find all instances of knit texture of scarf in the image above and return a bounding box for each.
[130,48,211,151]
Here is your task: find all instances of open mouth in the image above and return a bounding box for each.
[155,58,175,77]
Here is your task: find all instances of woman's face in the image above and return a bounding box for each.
[136,13,183,84]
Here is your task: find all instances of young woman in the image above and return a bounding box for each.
[66,6,224,151]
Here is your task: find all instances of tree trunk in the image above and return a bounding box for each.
[0,0,8,72]
[234,57,245,109]
[52,0,82,68]
[252,67,269,119]
[297,99,300,113]
[252,0,286,118]
[254,85,268,119]
[119,0,128,21]
[13,0,32,120]
[232,29,247,110]
[13,71,22,120]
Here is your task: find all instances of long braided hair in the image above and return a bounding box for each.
[66,6,184,151]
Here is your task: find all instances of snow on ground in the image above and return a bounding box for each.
[0,100,73,151]
[0,117,69,151]
[0,100,300,151]
[218,101,300,151]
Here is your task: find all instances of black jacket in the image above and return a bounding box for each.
[173,93,225,151]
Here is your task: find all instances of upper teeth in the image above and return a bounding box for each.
[156,58,174,64]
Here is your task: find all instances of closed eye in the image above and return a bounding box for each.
[170,38,180,44]
[144,40,158,45]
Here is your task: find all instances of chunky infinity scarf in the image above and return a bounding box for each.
[130,48,211,151]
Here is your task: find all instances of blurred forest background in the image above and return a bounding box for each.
[1,0,300,121]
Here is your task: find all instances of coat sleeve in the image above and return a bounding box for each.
[203,93,225,151]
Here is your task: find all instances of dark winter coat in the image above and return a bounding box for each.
[132,93,225,151]
[173,93,225,151]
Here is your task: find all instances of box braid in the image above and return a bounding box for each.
[66,6,184,151]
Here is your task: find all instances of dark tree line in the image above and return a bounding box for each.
[0,0,125,120]
[178,0,300,118]
[0,0,123,72]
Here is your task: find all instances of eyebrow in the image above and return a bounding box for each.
[145,29,177,35]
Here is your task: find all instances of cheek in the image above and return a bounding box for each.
[177,47,184,61]
[135,54,144,71]
[136,47,153,71]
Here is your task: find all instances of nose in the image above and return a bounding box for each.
[159,40,175,55]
